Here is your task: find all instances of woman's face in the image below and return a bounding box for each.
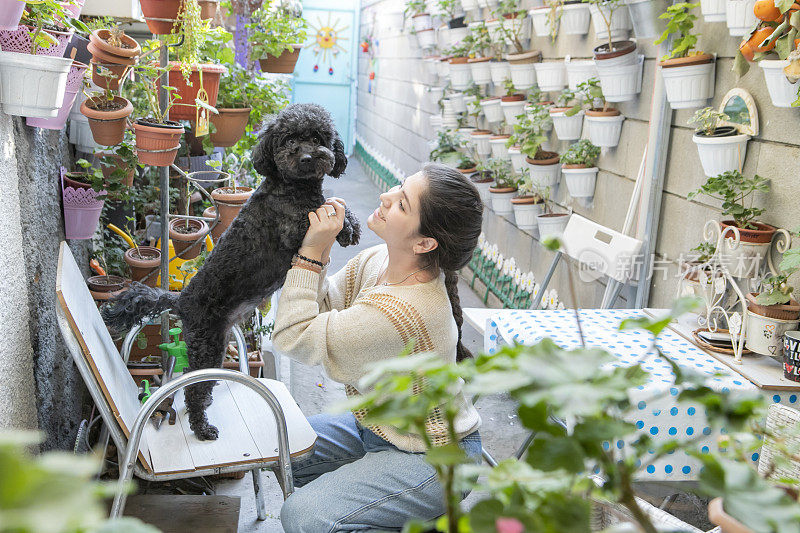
[367,171,427,249]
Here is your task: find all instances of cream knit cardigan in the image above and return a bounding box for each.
[273,244,481,452]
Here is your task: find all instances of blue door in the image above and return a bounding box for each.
[292,0,359,154]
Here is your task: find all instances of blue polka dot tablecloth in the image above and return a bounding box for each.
[484,309,800,482]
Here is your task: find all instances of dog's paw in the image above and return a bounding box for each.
[194,423,219,441]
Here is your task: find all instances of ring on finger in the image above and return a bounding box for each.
[327,210,336,217]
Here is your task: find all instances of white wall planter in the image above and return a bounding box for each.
[469,58,492,85]
[412,13,432,32]
[489,60,511,85]
[69,114,100,153]
[760,59,798,107]
[502,15,531,44]
[480,97,505,123]
[486,18,503,42]
[566,59,598,90]
[533,61,567,91]
[449,92,467,113]
[427,85,445,110]
[449,59,472,90]
[448,25,469,47]
[500,98,527,125]
[692,133,750,177]
[551,109,584,140]
[585,111,625,147]
[700,0,726,21]
[437,58,450,79]
[625,0,670,40]
[471,130,493,156]
[472,178,493,203]
[489,135,511,159]
[461,0,480,11]
[745,311,799,357]
[512,198,545,230]
[530,7,556,37]
[423,56,440,79]
[489,187,517,216]
[526,158,561,189]
[661,58,716,109]
[589,3,632,41]
[508,146,527,172]
[595,54,644,102]
[537,212,571,238]
[0,51,72,118]
[416,28,436,49]
[562,165,598,198]
[726,0,757,36]
[457,127,477,150]
[442,111,459,128]
[508,61,537,90]
[561,3,592,35]
[429,114,444,134]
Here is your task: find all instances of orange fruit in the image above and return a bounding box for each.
[754,0,782,21]
[751,26,777,53]
[739,41,755,61]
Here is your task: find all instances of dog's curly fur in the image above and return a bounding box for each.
[102,104,361,440]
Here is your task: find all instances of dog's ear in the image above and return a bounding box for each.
[253,119,279,178]
[330,131,347,178]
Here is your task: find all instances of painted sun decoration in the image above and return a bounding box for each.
[306,12,349,75]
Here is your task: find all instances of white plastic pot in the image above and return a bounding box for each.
[500,99,527,125]
[437,58,450,79]
[566,59,599,91]
[509,61,538,90]
[448,92,467,113]
[489,188,517,216]
[423,56,440,79]
[508,146,527,172]
[471,131,493,156]
[489,136,511,159]
[427,86,445,110]
[625,0,671,39]
[513,200,545,230]
[473,179,493,203]
[760,59,798,107]
[585,112,625,147]
[589,3,632,41]
[726,0,757,36]
[533,62,567,91]
[480,97,505,123]
[700,0,726,21]
[0,51,72,118]
[489,60,511,85]
[486,18,503,41]
[457,127,477,149]
[69,113,100,153]
[562,166,599,198]
[449,61,472,90]
[429,114,443,134]
[560,3,591,35]
[530,7,556,37]
[551,109,584,141]
[461,0,480,11]
[537,213,570,238]
[469,59,492,85]
[692,133,750,177]
[745,311,799,357]
[661,59,716,109]
[448,25,469,47]
[442,111,459,128]
[526,160,561,189]
[719,239,771,278]
[412,13,432,32]
[416,28,436,49]
[502,15,531,44]
[595,53,644,102]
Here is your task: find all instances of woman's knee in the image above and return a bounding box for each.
[280,487,331,533]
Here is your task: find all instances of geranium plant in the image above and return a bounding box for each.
[506,103,553,159]
[485,158,517,188]
[20,0,88,54]
[688,170,770,230]
[688,106,730,136]
[247,3,308,61]
[560,139,601,166]
[654,2,701,61]
[566,77,611,115]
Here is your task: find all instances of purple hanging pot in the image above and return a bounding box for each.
[61,167,106,240]
[0,0,25,31]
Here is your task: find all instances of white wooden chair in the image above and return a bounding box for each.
[55,242,317,520]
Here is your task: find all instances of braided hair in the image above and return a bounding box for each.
[417,163,483,361]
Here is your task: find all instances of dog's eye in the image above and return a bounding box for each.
[313,134,324,145]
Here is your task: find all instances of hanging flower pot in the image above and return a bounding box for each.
[625,0,670,39]
[783,331,800,382]
[125,246,162,288]
[164,62,226,121]
[500,94,527,125]
[525,152,561,189]
[470,171,494,203]
[506,50,542,90]
[89,58,132,91]
[448,92,467,113]
[760,59,798,107]
[562,164,599,198]
[489,186,517,216]
[468,57,492,85]
[259,43,303,73]
[0,0,25,31]
[560,2,592,34]
[199,0,219,20]
[566,58,598,90]
[594,41,643,102]
[87,275,127,304]
[449,56,472,90]
[438,56,452,79]
[512,195,545,230]
[489,59,511,85]
[470,129,493,157]
[133,119,184,167]
[139,0,181,35]
[480,96,505,123]
[726,0,757,36]
[660,54,715,109]
[715,219,775,278]
[530,6,556,37]
[448,25,469,47]
[585,108,625,147]
[692,129,750,177]
[533,61,567,91]
[0,24,73,57]
[699,0,726,21]
[550,108,584,141]
[169,218,209,260]
[502,12,531,44]
[508,145,527,172]
[589,2,632,41]
[489,134,511,159]
[210,187,255,238]
[88,29,141,60]
[412,13,432,32]
[456,127,476,150]
[461,0,480,11]
[0,51,72,118]
[537,212,570,238]
[26,60,87,130]
[415,28,436,49]
[61,168,106,240]
[210,107,251,147]
[80,96,133,146]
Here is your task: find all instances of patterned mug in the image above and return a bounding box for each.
[783,331,800,382]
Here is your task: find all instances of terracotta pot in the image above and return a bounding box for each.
[198,0,219,19]
[457,166,477,174]
[525,152,560,165]
[125,246,161,287]
[80,96,133,146]
[210,107,251,147]
[511,195,542,205]
[96,152,135,186]
[501,94,525,102]
[506,50,543,64]
[89,57,131,90]
[563,163,588,169]
[258,44,303,74]
[586,107,620,117]
[746,292,800,321]
[203,206,225,243]
[87,274,126,292]
[488,186,517,193]
[660,52,713,68]
[470,170,493,183]
[169,218,209,260]
[708,498,753,533]
[593,40,636,60]
[140,0,181,34]
[164,62,226,120]
[720,220,776,244]
[210,187,254,238]
[133,120,184,167]
[449,56,469,64]
[88,29,141,58]
[87,42,137,66]
[63,173,92,190]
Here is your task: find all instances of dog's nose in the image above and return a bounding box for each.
[299,154,313,171]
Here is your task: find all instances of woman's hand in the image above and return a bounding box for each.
[299,197,346,263]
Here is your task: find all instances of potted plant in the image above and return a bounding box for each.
[530,4,558,38]
[572,77,625,147]
[209,180,254,240]
[430,130,464,166]
[536,185,571,237]
[124,242,162,288]
[80,73,134,146]
[140,0,181,34]
[448,49,473,90]
[498,79,526,126]
[489,133,511,159]
[3,0,84,57]
[87,25,140,90]
[62,158,128,240]
[25,58,88,130]
[513,103,561,190]
[688,107,750,178]
[550,88,584,141]
[470,129,493,159]
[745,269,800,357]
[565,56,599,90]
[590,0,640,102]
[486,158,518,217]
[655,2,715,109]
[588,0,632,41]
[511,174,546,231]
[505,49,542,90]
[560,139,601,198]
[0,0,25,31]
[480,95,505,123]
[405,0,431,32]
[248,2,308,74]
[470,160,494,203]
[688,170,773,278]
[170,195,210,260]
[560,0,593,35]
[533,60,567,92]
[95,137,139,187]
[132,61,186,167]
[495,1,531,50]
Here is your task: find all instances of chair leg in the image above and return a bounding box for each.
[482,446,498,467]
[251,467,267,521]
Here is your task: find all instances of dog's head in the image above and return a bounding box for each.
[252,103,347,182]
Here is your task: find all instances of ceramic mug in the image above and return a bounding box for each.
[783,331,800,382]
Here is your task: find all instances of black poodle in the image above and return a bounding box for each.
[102,103,361,440]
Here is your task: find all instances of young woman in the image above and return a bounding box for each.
[273,163,484,532]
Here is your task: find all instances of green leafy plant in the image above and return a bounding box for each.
[502,77,517,96]
[688,107,730,136]
[430,130,463,165]
[582,0,623,57]
[560,139,601,166]
[468,21,493,58]
[756,227,800,305]
[133,60,185,124]
[485,158,516,188]
[437,0,460,20]
[654,2,701,61]
[687,170,770,229]
[456,154,476,171]
[67,158,128,201]
[691,241,717,263]
[21,0,89,54]
[566,77,609,116]
[555,87,577,108]
[516,172,545,201]
[526,85,545,104]
[170,0,217,79]
[247,2,308,60]
[507,103,552,159]
[492,1,528,53]
[546,0,564,42]
[404,0,428,20]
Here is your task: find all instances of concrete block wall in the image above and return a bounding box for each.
[356,0,800,309]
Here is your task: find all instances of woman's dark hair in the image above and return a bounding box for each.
[417,162,483,362]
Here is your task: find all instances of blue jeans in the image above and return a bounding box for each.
[280,412,482,533]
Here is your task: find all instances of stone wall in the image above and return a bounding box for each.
[355,1,800,309]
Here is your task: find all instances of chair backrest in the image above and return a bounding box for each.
[561,214,644,284]
[758,403,800,482]
[56,242,152,469]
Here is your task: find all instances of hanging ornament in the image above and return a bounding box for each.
[328,66,334,75]
[313,64,319,72]
[361,39,369,53]
[304,12,349,74]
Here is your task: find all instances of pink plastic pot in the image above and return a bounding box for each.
[61,167,106,239]
[0,0,25,30]
[0,24,73,57]
[27,60,87,130]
